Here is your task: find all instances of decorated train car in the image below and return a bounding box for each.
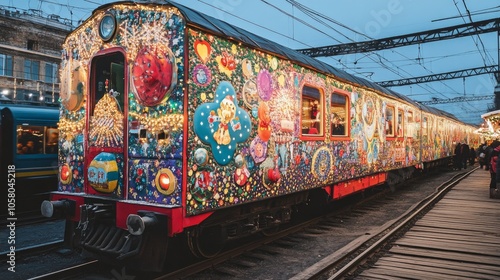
[1,104,59,215]
[41,0,480,271]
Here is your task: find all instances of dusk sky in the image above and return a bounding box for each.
[3,0,499,124]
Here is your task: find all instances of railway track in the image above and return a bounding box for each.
[25,168,473,280]
[0,211,58,227]
[292,168,477,279]
[28,260,100,280]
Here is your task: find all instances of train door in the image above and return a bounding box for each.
[85,50,127,198]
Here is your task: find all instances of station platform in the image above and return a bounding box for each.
[358,167,500,280]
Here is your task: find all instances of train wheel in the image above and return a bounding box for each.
[187,225,225,258]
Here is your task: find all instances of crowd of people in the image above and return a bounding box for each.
[452,142,476,170]
[456,141,500,199]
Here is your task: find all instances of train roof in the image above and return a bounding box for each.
[1,105,59,122]
[94,1,464,122]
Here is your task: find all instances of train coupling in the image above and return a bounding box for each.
[40,199,75,218]
[126,211,165,235]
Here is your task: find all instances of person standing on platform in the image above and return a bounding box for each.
[489,140,500,198]
[478,142,487,169]
[469,147,476,166]
[461,143,470,169]
[454,142,462,170]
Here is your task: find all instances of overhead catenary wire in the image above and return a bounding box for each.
[15,0,496,123]
[280,0,458,99]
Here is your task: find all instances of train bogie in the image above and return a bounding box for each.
[41,1,480,271]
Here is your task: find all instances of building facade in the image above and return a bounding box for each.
[0,6,71,106]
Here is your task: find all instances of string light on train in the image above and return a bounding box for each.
[58,113,85,141]
[129,111,183,135]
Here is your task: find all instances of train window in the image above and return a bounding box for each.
[301,86,323,136]
[331,92,347,136]
[91,52,125,113]
[45,126,59,154]
[422,117,428,136]
[385,106,395,137]
[17,125,58,154]
[406,111,414,137]
[397,109,403,137]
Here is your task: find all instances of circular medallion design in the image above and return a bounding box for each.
[241,58,253,78]
[194,148,209,165]
[257,69,273,101]
[242,79,259,108]
[132,46,177,107]
[192,64,211,86]
[234,154,244,168]
[311,147,333,182]
[250,137,268,163]
[88,152,118,193]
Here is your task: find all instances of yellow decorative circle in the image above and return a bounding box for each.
[60,59,86,111]
[155,168,176,195]
[311,146,333,181]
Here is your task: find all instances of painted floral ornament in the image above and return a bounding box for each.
[194,39,211,63]
[132,45,177,106]
[193,81,252,165]
[217,51,236,77]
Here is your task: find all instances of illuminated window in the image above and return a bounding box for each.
[397,109,403,137]
[331,92,347,136]
[91,52,125,113]
[17,125,58,154]
[422,116,428,136]
[301,86,323,136]
[385,106,395,137]
[406,111,414,137]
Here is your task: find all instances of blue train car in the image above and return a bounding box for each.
[1,105,59,215]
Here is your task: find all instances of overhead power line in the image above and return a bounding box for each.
[297,17,500,57]
[377,65,499,87]
[417,95,493,105]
